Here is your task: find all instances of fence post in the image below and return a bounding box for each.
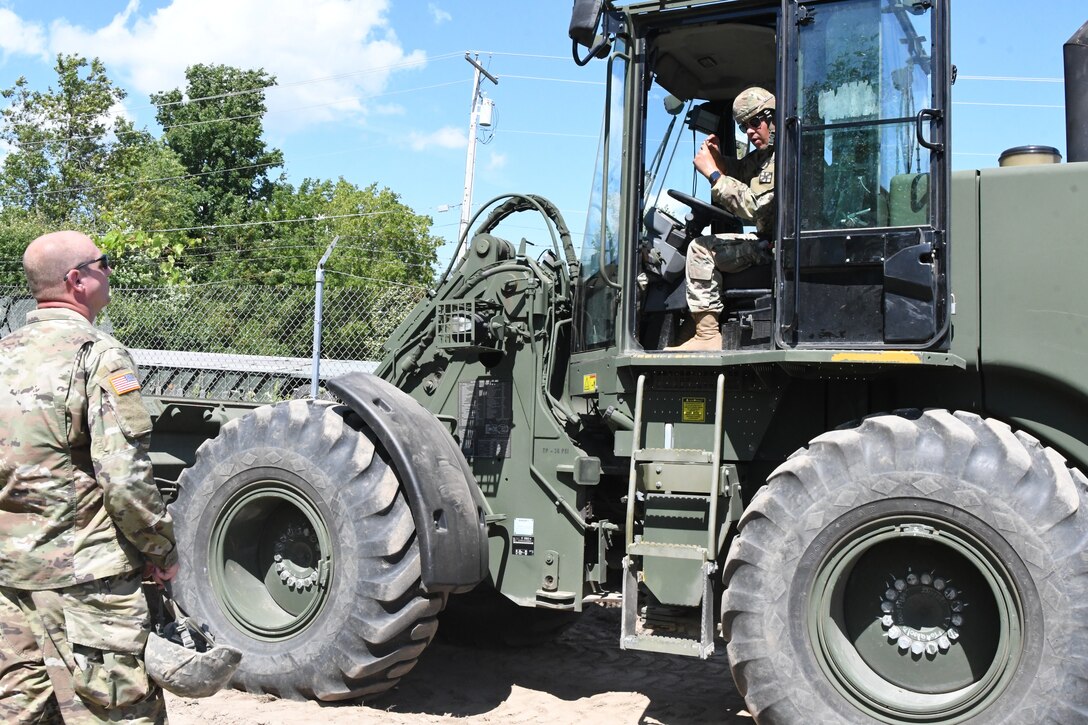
[311,236,340,398]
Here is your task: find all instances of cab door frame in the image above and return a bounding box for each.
[776,0,952,349]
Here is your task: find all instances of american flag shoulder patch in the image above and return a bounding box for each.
[108,370,141,395]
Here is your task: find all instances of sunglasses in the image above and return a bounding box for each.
[738,112,772,131]
[65,254,111,281]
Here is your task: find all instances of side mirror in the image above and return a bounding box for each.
[569,0,612,66]
[569,0,605,48]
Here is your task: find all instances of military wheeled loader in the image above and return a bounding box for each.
[147,0,1088,721]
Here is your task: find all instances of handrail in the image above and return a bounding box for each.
[624,374,646,549]
[707,374,725,557]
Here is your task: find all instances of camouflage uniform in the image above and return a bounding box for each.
[686,145,775,314]
[0,307,176,724]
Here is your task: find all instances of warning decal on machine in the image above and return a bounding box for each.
[512,517,535,556]
[459,379,513,460]
[682,397,706,423]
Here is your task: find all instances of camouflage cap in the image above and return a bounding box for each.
[732,86,776,123]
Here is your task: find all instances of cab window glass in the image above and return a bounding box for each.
[798,0,933,230]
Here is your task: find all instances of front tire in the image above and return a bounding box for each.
[171,399,445,701]
[722,410,1088,723]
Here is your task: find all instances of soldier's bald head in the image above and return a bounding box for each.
[23,231,98,301]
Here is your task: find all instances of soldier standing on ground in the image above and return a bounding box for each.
[669,86,777,351]
[0,230,178,723]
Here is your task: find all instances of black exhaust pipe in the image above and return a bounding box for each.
[1065,20,1088,163]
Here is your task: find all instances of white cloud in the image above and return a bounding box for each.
[486,152,507,171]
[428,4,452,25]
[407,126,466,152]
[42,0,426,132]
[373,103,405,116]
[0,8,47,60]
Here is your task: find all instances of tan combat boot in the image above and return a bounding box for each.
[666,310,721,351]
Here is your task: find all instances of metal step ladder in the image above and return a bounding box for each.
[620,373,725,658]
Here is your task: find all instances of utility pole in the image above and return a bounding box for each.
[459,53,498,247]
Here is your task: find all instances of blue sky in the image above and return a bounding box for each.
[0,0,1082,270]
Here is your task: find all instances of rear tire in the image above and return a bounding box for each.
[171,399,445,701]
[722,410,1088,723]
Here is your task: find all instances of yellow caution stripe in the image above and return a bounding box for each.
[830,351,923,364]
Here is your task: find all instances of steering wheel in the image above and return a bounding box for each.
[666,188,742,228]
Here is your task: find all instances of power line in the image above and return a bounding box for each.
[468,51,569,61]
[952,100,1064,109]
[42,52,467,127]
[147,210,400,234]
[502,129,599,139]
[7,80,470,153]
[958,75,1062,83]
[497,75,605,86]
[0,161,281,203]
[145,239,438,265]
[0,135,436,203]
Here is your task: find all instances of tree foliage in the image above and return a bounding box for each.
[1,54,126,224]
[152,64,284,230]
[0,53,439,323]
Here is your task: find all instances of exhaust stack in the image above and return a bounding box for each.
[1065,20,1088,163]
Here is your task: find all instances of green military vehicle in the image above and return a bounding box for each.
[149,0,1088,721]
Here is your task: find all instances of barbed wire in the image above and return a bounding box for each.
[325,270,428,288]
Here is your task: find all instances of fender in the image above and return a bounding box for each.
[327,372,488,594]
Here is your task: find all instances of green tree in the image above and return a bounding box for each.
[0,209,52,287]
[0,54,126,225]
[96,120,199,284]
[251,178,441,287]
[151,64,284,230]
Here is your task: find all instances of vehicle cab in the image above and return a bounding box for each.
[571,0,952,355]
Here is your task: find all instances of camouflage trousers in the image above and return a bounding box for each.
[685,233,773,314]
[0,571,166,724]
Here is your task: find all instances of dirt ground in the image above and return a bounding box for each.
[164,603,753,724]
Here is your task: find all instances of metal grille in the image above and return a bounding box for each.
[436,299,479,349]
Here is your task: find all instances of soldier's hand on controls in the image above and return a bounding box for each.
[694,134,725,179]
[144,561,179,587]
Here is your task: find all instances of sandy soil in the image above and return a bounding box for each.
[164,603,753,724]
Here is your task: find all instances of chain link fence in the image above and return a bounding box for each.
[0,282,427,402]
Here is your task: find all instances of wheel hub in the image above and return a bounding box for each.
[273,523,321,590]
[806,506,1025,720]
[210,481,333,639]
[880,570,966,657]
